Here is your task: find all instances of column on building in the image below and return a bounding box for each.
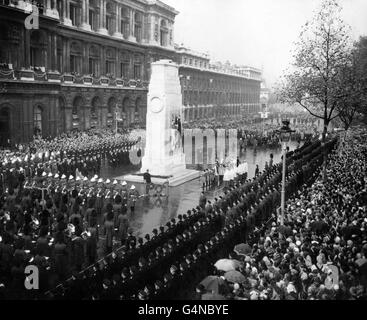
[62,0,72,26]
[84,97,91,130]
[80,0,91,31]
[63,37,70,72]
[44,0,60,19]
[128,7,136,42]
[113,2,123,38]
[98,0,108,35]
[24,29,31,68]
[100,45,105,75]
[148,14,158,45]
[45,0,52,16]
[52,0,60,18]
[51,33,57,71]
[82,42,88,74]
[47,33,52,70]
[167,20,174,49]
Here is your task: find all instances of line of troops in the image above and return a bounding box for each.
[0,139,140,192]
[48,137,339,300]
[21,174,142,214]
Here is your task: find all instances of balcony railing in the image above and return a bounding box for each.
[0,66,148,89]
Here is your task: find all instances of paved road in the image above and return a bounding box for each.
[95,142,298,250]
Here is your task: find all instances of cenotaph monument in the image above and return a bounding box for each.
[122,59,199,186]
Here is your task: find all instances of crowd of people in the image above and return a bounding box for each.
[17,134,335,300]
[184,117,318,152]
[195,130,367,300]
[0,116,355,300]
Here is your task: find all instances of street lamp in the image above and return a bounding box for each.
[276,119,295,226]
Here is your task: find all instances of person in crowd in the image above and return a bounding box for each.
[143,170,152,195]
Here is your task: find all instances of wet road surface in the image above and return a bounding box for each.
[97,141,298,242]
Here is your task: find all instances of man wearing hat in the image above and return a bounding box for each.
[127,185,139,215]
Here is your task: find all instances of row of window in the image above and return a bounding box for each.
[28,45,141,78]
[70,55,141,78]
[182,57,208,69]
[182,75,259,92]
[69,5,144,43]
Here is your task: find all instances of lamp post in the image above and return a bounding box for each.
[115,104,118,134]
[276,119,295,226]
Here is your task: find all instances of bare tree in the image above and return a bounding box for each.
[336,37,367,131]
[336,61,360,131]
[277,0,352,181]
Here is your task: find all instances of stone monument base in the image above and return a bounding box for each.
[116,168,200,187]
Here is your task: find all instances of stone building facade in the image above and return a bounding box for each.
[0,0,261,145]
[176,45,261,123]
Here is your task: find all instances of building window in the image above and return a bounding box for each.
[70,55,81,73]
[121,7,129,38]
[30,47,38,66]
[120,62,129,78]
[89,58,98,75]
[134,12,142,43]
[88,45,100,76]
[33,106,42,136]
[189,59,192,65]
[89,9,97,31]
[57,51,62,71]
[105,60,115,75]
[133,64,141,79]
[183,57,187,64]
[160,19,168,47]
[70,4,78,26]
[30,30,46,68]
[106,16,113,34]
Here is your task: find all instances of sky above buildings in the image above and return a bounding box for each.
[163,0,367,88]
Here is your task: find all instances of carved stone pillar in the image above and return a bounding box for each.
[128,8,136,42]
[52,0,59,18]
[24,29,30,68]
[47,33,52,70]
[63,37,70,72]
[63,0,72,26]
[113,3,123,38]
[45,0,59,19]
[97,0,108,35]
[81,0,91,31]
[82,42,88,74]
[148,14,159,46]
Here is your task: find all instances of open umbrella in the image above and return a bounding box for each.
[214,259,241,272]
[355,258,367,268]
[234,243,252,256]
[324,264,339,290]
[200,276,225,293]
[201,292,227,300]
[224,270,246,283]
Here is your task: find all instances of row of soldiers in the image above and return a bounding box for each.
[145,138,339,300]
[45,137,338,300]
[1,140,140,192]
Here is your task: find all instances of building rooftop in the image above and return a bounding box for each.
[146,0,180,15]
